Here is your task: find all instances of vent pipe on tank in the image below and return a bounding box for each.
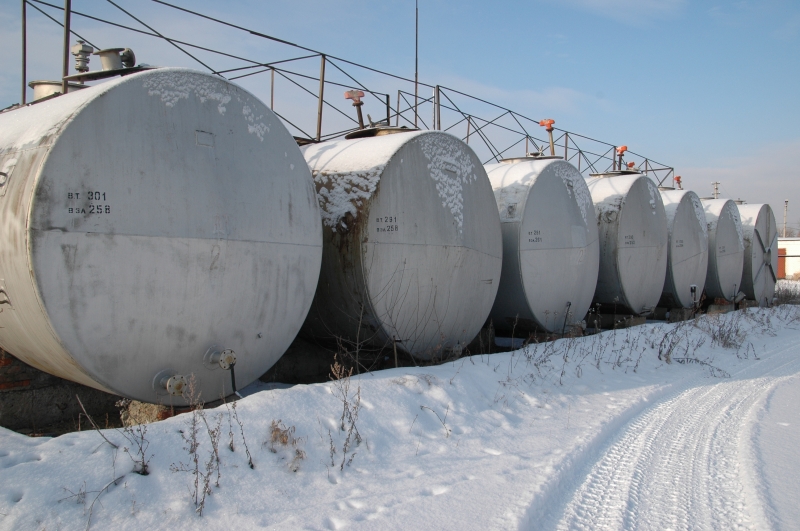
[615,145,628,171]
[345,89,366,129]
[94,48,136,71]
[539,119,556,156]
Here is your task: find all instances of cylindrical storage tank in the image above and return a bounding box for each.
[485,158,599,333]
[701,199,744,301]
[0,68,322,404]
[737,203,778,305]
[301,131,502,359]
[585,173,668,314]
[658,189,709,308]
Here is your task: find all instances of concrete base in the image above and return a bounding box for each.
[704,299,759,314]
[706,303,735,314]
[0,350,121,434]
[466,322,495,355]
[586,313,647,331]
[259,336,419,385]
[652,307,697,322]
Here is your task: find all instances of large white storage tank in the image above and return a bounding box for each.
[658,188,709,308]
[585,173,668,314]
[301,130,502,359]
[0,68,323,404]
[701,199,744,301]
[485,158,599,333]
[737,203,778,305]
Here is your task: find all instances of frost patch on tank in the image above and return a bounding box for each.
[143,71,269,141]
[494,181,528,221]
[312,166,385,232]
[418,134,477,232]
[647,181,658,214]
[727,204,745,250]
[553,163,591,225]
[241,104,269,141]
[691,195,708,239]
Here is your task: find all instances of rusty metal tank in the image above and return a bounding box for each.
[585,172,668,315]
[485,158,599,333]
[737,203,778,305]
[0,68,322,404]
[658,189,708,308]
[301,131,502,359]
[701,199,744,301]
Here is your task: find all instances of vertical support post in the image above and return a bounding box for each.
[386,94,390,126]
[525,135,528,154]
[434,85,440,130]
[393,336,398,368]
[578,150,581,172]
[466,116,471,144]
[396,90,401,126]
[21,0,27,104]
[431,87,435,129]
[270,67,274,110]
[564,132,568,160]
[414,0,419,128]
[316,54,326,142]
[61,0,72,94]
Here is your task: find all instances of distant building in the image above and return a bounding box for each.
[778,238,800,279]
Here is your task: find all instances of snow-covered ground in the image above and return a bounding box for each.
[2,303,799,530]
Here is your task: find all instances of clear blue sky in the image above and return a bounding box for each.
[2,0,799,228]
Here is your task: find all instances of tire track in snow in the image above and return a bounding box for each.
[528,345,800,531]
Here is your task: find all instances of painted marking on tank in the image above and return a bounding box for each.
[528,229,543,243]
[67,191,111,215]
[624,234,636,245]
[375,215,399,233]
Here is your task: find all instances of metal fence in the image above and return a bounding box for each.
[20,0,675,183]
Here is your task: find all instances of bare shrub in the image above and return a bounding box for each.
[265,420,306,472]
[694,312,745,349]
[115,399,153,476]
[59,475,125,530]
[329,356,363,470]
[419,404,451,438]
[170,376,224,516]
[775,280,800,305]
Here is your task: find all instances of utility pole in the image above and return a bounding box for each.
[414,0,419,128]
[784,200,789,237]
[61,0,72,94]
[712,181,720,199]
[21,0,27,104]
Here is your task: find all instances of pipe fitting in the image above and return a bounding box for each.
[204,346,236,370]
[153,370,188,396]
